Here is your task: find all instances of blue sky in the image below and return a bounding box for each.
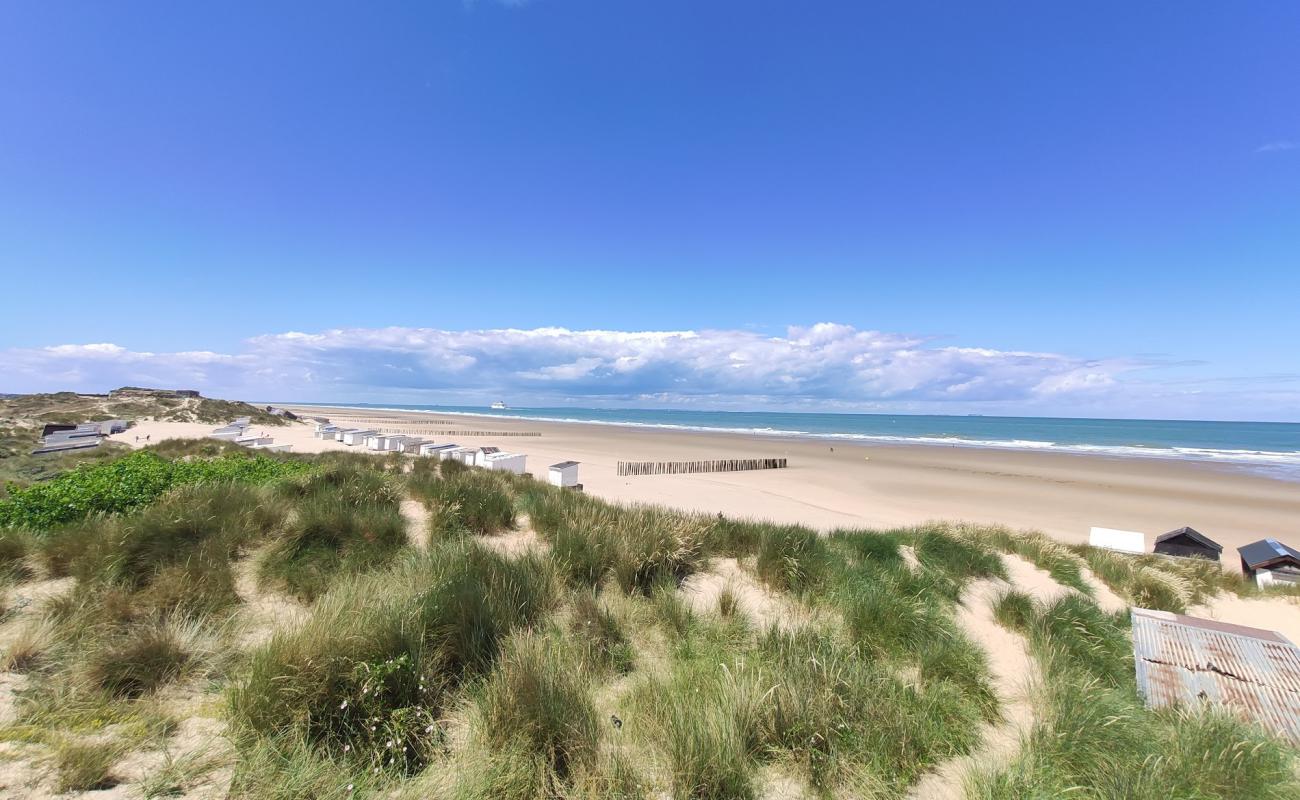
[2,2,1298,420]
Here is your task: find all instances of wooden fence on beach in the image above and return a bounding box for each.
[617,458,787,476]
[326,417,455,426]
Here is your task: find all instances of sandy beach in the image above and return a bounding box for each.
[114,404,1300,573]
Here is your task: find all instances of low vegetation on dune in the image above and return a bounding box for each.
[980,592,1300,799]
[0,444,1294,799]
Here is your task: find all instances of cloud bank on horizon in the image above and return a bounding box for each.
[4,323,1294,421]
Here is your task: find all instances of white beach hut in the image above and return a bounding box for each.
[342,429,376,446]
[474,446,501,467]
[252,442,293,452]
[420,443,458,458]
[400,439,427,454]
[1088,526,1146,554]
[236,435,274,448]
[384,435,414,452]
[365,434,388,450]
[485,452,527,474]
[448,447,478,465]
[549,461,580,488]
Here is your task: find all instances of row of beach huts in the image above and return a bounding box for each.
[311,423,581,487]
[1089,525,1300,588]
[30,419,128,455]
[208,418,294,453]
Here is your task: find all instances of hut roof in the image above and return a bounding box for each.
[550,461,580,470]
[478,446,501,454]
[1155,526,1223,553]
[1131,607,1300,743]
[1238,538,1300,569]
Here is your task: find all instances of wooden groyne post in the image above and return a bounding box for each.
[616,458,788,476]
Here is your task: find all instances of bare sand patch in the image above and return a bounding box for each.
[679,557,797,629]
[400,499,430,550]
[232,556,308,648]
[1078,565,1128,614]
[476,527,548,557]
[908,554,1061,800]
[1191,593,1300,645]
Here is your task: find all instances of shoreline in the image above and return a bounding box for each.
[275,402,1300,481]
[229,403,1300,572]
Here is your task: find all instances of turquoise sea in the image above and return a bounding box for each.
[290,404,1300,480]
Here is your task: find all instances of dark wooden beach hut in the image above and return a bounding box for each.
[1153,527,1223,561]
[1238,539,1300,582]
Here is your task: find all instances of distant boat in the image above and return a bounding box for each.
[490,401,508,410]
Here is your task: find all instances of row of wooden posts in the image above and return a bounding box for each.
[329,417,454,426]
[360,428,541,437]
[617,458,788,476]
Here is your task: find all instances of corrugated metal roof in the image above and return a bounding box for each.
[1131,607,1300,743]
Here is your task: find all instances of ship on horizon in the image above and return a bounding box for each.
[490,400,508,410]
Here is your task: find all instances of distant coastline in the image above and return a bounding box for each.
[280,402,1300,479]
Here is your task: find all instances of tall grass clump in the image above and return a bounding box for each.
[257,497,406,600]
[628,620,989,797]
[409,470,516,538]
[992,588,1036,632]
[1072,545,1207,612]
[230,542,556,775]
[837,564,955,657]
[752,524,831,594]
[569,591,633,674]
[610,507,711,593]
[43,483,284,621]
[829,528,903,567]
[477,632,600,778]
[527,490,712,593]
[0,526,35,582]
[959,524,1091,593]
[909,525,1006,595]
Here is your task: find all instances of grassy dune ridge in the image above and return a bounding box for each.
[0,445,1295,798]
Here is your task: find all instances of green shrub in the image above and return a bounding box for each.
[0,450,311,530]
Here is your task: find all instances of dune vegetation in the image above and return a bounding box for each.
[0,444,1295,799]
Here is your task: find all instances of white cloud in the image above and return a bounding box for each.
[1257,140,1299,153]
[3,323,1296,419]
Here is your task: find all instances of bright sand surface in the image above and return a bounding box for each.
[115,406,1300,574]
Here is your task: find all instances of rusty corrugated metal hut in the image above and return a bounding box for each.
[1131,607,1300,743]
